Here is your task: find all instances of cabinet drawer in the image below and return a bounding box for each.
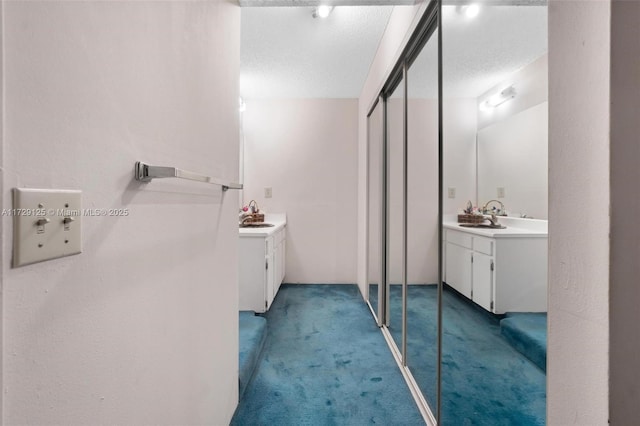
[473,236,494,256]
[447,230,472,249]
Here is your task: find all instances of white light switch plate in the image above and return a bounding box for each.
[12,188,82,267]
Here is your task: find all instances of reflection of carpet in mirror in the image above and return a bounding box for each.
[375,283,546,426]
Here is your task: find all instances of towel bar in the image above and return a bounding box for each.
[135,161,243,191]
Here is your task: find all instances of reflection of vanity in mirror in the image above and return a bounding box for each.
[443,51,549,314]
[443,218,547,313]
[440,9,549,422]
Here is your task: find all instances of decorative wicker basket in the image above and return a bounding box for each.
[242,213,265,224]
[458,214,484,224]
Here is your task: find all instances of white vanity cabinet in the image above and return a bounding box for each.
[444,227,547,314]
[444,231,473,299]
[239,224,286,313]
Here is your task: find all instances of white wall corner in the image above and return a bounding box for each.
[548,0,611,424]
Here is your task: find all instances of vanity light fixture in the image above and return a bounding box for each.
[480,86,517,111]
[312,5,333,19]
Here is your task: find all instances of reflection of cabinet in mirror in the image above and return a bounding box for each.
[444,226,547,314]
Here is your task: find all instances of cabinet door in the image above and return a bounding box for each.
[265,237,275,310]
[445,242,472,298]
[273,236,281,300]
[278,239,286,288]
[239,236,269,313]
[472,252,494,312]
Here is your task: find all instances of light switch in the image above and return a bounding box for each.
[448,187,456,199]
[12,188,82,267]
[497,187,506,198]
[264,187,272,198]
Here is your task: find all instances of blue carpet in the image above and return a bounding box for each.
[239,311,268,399]
[439,286,546,425]
[500,313,547,372]
[231,284,424,425]
[371,284,546,425]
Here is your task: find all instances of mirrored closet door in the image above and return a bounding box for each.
[365,1,548,424]
[367,97,384,325]
[385,75,406,354]
[405,26,439,413]
[365,2,441,421]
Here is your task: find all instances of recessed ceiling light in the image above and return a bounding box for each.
[313,5,333,19]
[457,4,480,19]
[465,4,480,18]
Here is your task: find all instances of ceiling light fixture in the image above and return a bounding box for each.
[312,5,333,19]
[480,86,517,111]
[457,4,480,19]
[464,4,480,18]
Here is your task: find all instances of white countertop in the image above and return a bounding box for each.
[443,214,547,238]
[238,213,287,237]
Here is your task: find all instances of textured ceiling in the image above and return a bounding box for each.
[240,0,546,5]
[240,4,547,99]
[241,6,395,98]
[441,5,547,97]
[406,5,547,98]
[240,0,414,5]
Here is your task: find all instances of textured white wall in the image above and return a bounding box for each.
[548,0,610,423]
[2,1,240,424]
[442,99,477,214]
[242,99,358,284]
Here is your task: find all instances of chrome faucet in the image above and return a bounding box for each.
[482,199,506,216]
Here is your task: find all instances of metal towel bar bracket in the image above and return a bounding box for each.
[135,161,243,191]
